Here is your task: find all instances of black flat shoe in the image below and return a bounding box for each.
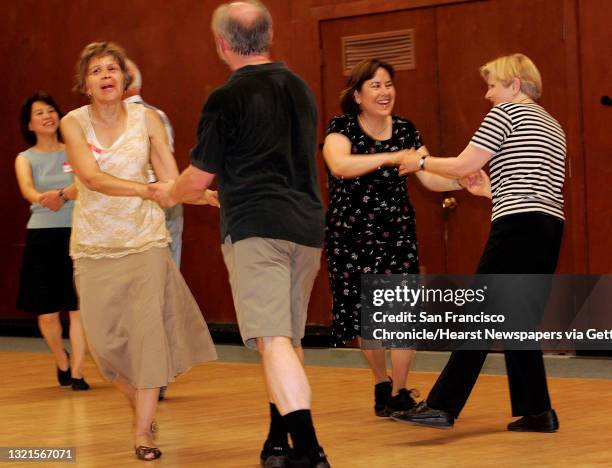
[507,409,559,432]
[391,401,455,428]
[57,350,71,386]
[71,377,90,391]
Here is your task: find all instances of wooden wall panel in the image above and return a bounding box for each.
[436,0,577,273]
[1,0,608,330]
[0,0,295,324]
[579,0,612,273]
[319,8,447,275]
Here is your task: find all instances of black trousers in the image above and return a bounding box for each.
[427,212,564,417]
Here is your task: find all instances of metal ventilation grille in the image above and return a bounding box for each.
[342,29,416,75]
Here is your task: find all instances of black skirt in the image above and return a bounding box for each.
[17,228,78,314]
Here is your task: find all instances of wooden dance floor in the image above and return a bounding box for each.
[1,351,610,467]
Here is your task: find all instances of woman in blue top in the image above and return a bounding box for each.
[15,92,89,391]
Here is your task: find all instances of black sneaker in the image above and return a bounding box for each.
[288,447,330,468]
[380,388,419,417]
[374,380,392,417]
[260,441,290,468]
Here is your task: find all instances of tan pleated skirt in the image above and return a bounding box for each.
[74,246,217,388]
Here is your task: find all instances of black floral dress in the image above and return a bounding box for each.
[325,113,422,346]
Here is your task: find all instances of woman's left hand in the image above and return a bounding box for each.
[39,190,64,211]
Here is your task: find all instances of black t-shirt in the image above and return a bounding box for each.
[191,62,324,247]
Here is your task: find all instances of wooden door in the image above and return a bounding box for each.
[579,0,612,273]
[320,7,449,274]
[436,0,573,273]
[320,0,575,276]
[319,3,497,274]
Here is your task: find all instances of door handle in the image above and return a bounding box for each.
[601,96,612,107]
[442,196,457,211]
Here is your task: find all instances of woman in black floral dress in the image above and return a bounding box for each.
[323,59,465,417]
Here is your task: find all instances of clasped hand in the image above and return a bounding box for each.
[148,181,220,208]
[460,169,491,198]
[38,190,64,212]
[397,148,421,176]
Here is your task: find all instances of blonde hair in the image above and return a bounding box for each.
[479,53,542,99]
[73,41,132,95]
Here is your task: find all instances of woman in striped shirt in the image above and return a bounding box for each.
[391,53,565,432]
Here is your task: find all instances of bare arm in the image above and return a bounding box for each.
[150,164,216,208]
[412,146,464,192]
[62,184,78,200]
[322,133,406,178]
[15,155,65,211]
[401,143,492,179]
[60,115,151,199]
[145,108,179,182]
[15,155,43,204]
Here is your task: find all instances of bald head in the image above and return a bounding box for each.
[212,0,272,56]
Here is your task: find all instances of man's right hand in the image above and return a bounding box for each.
[149,180,178,208]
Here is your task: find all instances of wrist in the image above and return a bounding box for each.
[418,154,429,171]
[169,183,179,205]
[58,188,68,202]
[138,183,151,200]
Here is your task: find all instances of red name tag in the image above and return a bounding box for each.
[89,144,102,160]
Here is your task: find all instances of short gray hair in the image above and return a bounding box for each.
[125,59,142,91]
[212,1,272,56]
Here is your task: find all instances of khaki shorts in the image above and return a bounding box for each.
[221,236,321,350]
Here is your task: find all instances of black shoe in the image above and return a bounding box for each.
[56,350,71,386]
[381,388,419,417]
[71,377,90,391]
[391,401,454,428]
[158,385,168,401]
[507,409,559,432]
[288,447,330,468]
[374,380,392,417]
[260,441,290,468]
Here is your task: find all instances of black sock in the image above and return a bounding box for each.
[283,409,320,460]
[266,403,289,447]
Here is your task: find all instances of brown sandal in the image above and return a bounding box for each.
[134,445,162,461]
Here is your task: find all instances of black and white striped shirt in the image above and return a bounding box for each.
[470,102,566,222]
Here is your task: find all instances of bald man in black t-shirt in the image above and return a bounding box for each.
[151,2,329,467]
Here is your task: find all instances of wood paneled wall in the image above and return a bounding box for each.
[1,0,608,327]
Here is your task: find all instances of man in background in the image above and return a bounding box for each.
[125,59,183,401]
